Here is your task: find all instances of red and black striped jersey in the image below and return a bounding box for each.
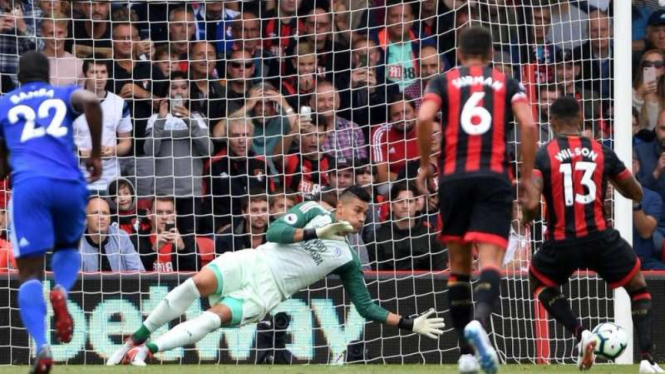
[283,154,332,198]
[535,135,632,241]
[423,66,528,180]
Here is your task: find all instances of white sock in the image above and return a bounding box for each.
[153,311,221,352]
[143,278,200,332]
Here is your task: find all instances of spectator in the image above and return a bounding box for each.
[535,84,564,144]
[229,11,278,80]
[632,154,665,270]
[414,0,457,58]
[268,191,296,221]
[189,41,225,127]
[107,177,148,237]
[367,182,446,271]
[397,120,442,184]
[513,3,557,83]
[0,208,14,272]
[0,0,36,84]
[554,49,599,127]
[376,0,426,93]
[633,0,653,52]
[80,197,144,272]
[74,57,132,193]
[636,109,665,207]
[636,9,665,70]
[372,95,419,185]
[261,0,304,62]
[315,81,368,160]
[109,22,166,199]
[354,158,383,234]
[277,114,332,199]
[153,45,181,78]
[403,45,445,111]
[281,41,317,110]
[633,50,665,130]
[193,1,239,55]
[547,0,589,50]
[41,15,83,86]
[134,196,199,272]
[216,49,258,129]
[67,0,112,58]
[328,157,356,192]
[207,118,272,233]
[145,71,213,236]
[300,7,351,84]
[342,38,389,129]
[577,9,612,99]
[215,193,269,253]
[163,6,196,59]
[492,50,515,78]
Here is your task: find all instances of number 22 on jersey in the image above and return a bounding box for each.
[7,99,68,142]
[559,161,597,206]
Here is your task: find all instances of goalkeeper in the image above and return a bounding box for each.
[108,186,445,366]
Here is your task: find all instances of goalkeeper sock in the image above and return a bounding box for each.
[18,279,47,349]
[51,249,80,292]
[629,287,654,359]
[151,311,221,353]
[473,267,501,329]
[448,273,474,355]
[135,278,200,343]
[535,286,583,340]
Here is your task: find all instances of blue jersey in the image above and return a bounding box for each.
[0,81,84,185]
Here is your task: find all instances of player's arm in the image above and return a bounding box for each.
[522,170,544,223]
[265,202,354,244]
[610,171,643,202]
[417,99,441,171]
[336,259,445,339]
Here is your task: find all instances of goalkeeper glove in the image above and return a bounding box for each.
[398,309,445,340]
[303,221,355,241]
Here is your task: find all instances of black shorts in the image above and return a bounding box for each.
[530,229,641,289]
[438,175,513,249]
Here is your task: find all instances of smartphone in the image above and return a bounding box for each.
[358,54,368,67]
[300,106,312,122]
[164,222,176,232]
[171,95,184,116]
[644,67,657,87]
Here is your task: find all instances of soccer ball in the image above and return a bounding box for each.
[592,322,628,360]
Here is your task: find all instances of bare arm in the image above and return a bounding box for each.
[522,172,544,223]
[417,100,441,170]
[634,209,658,239]
[611,172,644,202]
[116,131,132,156]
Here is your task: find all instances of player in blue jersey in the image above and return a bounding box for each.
[0,51,102,374]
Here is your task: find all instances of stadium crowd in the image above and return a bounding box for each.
[0,0,663,273]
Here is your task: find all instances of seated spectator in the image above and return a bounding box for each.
[577,9,612,99]
[261,0,304,68]
[354,158,383,234]
[193,0,238,55]
[66,0,112,58]
[153,45,181,78]
[215,193,269,253]
[636,110,665,212]
[328,157,356,194]
[281,41,317,110]
[159,5,196,59]
[367,182,446,271]
[634,106,656,146]
[341,38,390,129]
[633,50,665,130]
[372,95,419,186]
[0,0,36,85]
[144,71,213,235]
[228,11,279,80]
[632,154,665,270]
[134,196,199,272]
[314,81,368,160]
[547,0,588,50]
[74,56,132,193]
[403,45,446,111]
[513,4,557,83]
[533,83,564,145]
[189,41,225,127]
[632,2,652,52]
[207,119,272,233]
[214,49,258,134]
[41,15,83,86]
[277,114,332,199]
[300,7,351,85]
[80,197,143,272]
[397,120,442,185]
[555,49,599,127]
[268,190,296,221]
[107,178,148,237]
[634,9,665,76]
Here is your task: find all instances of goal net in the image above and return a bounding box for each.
[0,0,625,366]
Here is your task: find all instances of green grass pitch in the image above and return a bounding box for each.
[0,365,643,374]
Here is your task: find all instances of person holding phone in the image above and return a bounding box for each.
[633,50,665,130]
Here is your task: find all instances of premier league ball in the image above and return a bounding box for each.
[592,322,628,360]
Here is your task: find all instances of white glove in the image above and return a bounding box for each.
[412,309,446,340]
[314,220,355,241]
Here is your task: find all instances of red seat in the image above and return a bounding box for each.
[196,236,215,267]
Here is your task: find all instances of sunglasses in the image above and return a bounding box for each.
[230,61,254,69]
[643,61,665,68]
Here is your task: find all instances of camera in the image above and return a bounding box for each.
[255,312,293,364]
[164,222,175,232]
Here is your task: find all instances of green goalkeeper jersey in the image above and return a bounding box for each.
[263,201,390,324]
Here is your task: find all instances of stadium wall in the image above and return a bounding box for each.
[1,273,663,366]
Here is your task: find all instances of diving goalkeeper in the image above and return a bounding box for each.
[108,186,445,366]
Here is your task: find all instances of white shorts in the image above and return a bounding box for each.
[205,250,283,326]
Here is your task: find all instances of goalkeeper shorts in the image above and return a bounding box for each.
[205,249,283,326]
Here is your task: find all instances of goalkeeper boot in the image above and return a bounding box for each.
[464,320,499,374]
[577,330,596,371]
[458,353,480,374]
[128,346,151,366]
[49,287,73,343]
[29,345,52,374]
[640,360,665,373]
[106,339,138,366]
